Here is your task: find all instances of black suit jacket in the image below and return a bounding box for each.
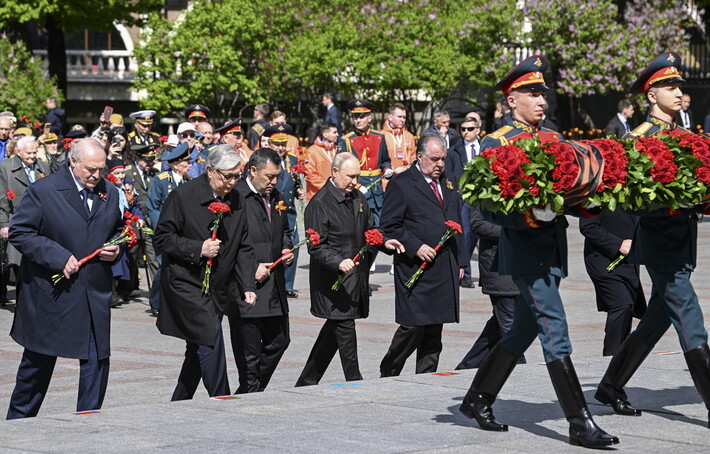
[446,139,478,185]
[605,115,629,138]
[155,174,256,346]
[235,179,291,318]
[675,109,694,130]
[380,164,464,326]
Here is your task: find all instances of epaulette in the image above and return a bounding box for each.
[128,131,137,137]
[341,131,356,140]
[488,125,514,140]
[125,164,133,170]
[628,122,652,137]
[157,171,171,180]
[251,123,265,136]
[150,131,161,137]
[369,129,385,136]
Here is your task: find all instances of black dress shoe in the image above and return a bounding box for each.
[460,278,475,288]
[595,383,641,416]
[287,291,299,298]
[459,394,508,431]
[150,307,159,317]
[0,296,8,307]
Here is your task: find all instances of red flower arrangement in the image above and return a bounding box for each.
[52,216,138,285]
[202,202,231,294]
[331,229,384,290]
[546,142,580,193]
[267,228,321,271]
[678,133,710,184]
[484,144,538,198]
[635,137,677,184]
[405,221,462,289]
[581,138,629,210]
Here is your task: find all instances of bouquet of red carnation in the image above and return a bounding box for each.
[291,164,307,176]
[52,216,138,285]
[267,228,321,271]
[331,228,383,291]
[622,134,704,210]
[405,221,462,289]
[581,138,629,210]
[678,133,710,186]
[202,202,231,294]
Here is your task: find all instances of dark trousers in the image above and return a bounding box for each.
[149,248,162,311]
[229,314,290,393]
[498,273,572,363]
[7,325,109,419]
[631,265,708,352]
[380,324,443,377]
[284,213,298,293]
[461,203,478,279]
[456,295,525,369]
[171,313,230,401]
[603,305,634,357]
[296,319,362,386]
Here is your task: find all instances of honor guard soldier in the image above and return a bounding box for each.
[146,143,192,316]
[184,104,210,127]
[265,124,303,298]
[128,110,161,147]
[595,52,710,428]
[381,102,416,190]
[458,56,619,448]
[337,99,392,225]
[214,119,251,172]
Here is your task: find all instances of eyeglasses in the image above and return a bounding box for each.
[180,133,195,138]
[216,169,242,181]
[460,126,478,132]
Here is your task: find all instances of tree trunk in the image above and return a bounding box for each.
[46,16,67,98]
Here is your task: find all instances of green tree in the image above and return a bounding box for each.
[0,0,162,96]
[0,37,62,120]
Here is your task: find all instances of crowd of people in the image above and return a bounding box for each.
[0,50,709,449]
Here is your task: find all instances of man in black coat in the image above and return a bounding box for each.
[379,134,465,377]
[674,94,693,129]
[155,144,257,401]
[456,206,525,369]
[296,153,403,386]
[230,148,293,393]
[579,210,646,357]
[604,100,635,138]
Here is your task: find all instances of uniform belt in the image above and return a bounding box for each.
[360,169,382,177]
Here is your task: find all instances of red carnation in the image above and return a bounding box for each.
[107,174,117,184]
[208,202,231,214]
[444,220,463,234]
[34,122,42,130]
[305,228,320,246]
[124,211,132,219]
[7,189,16,200]
[364,228,384,246]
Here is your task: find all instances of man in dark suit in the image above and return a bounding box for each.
[674,94,693,130]
[579,210,645,357]
[6,139,122,419]
[155,144,257,401]
[446,115,481,288]
[422,110,461,149]
[231,148,292,393]
[597,52,710,428]
[457,55,618,448]
[322,93,341,135]
[296,153,403,386]
[267,124,303,298]
[0,136,51,305]
[379,134,465,377]
[604,100,635,138]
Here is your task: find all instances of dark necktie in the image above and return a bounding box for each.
[344,193,354,211]
[81,188,93,216]
[429,180,443,206]
[261,194,271,221]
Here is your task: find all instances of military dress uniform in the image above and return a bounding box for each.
[596,52,710,427]
[128,110,161,148]
[336,100,391,225]
[458,56,619,448]
[146,143,192,314]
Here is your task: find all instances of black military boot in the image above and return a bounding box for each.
[684,343,710,428]
[548,356,620,448]
[595,335,652,416]
[459,345,518,431]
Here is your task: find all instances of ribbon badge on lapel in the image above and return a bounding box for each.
[445,179,454,190]
[275,200,287,216]
[98,192,107,201]
[38,172,45,180]
[359,202,363,213]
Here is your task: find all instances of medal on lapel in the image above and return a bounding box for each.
[446,179,454,190]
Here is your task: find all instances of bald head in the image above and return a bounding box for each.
[0,116,13,141]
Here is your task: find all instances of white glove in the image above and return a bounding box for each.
[532,204,556,222]
[359,185,368,195]
[383,168,394,179]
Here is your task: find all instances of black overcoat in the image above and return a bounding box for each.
[306,181,378,320]
[579,209,646,314]
[380,164,464,326]
[234,179,291,318]
[469,206,519,296]
[155,174,256,346]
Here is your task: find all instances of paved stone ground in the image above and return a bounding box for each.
[0,217,709,452]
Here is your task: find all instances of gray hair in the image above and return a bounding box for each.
[207,144,242,170]
[70,138,105,162]
[16,135,37,152]
[433,110,449,119]
[416,134,447,156]
[332,152,359,170]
